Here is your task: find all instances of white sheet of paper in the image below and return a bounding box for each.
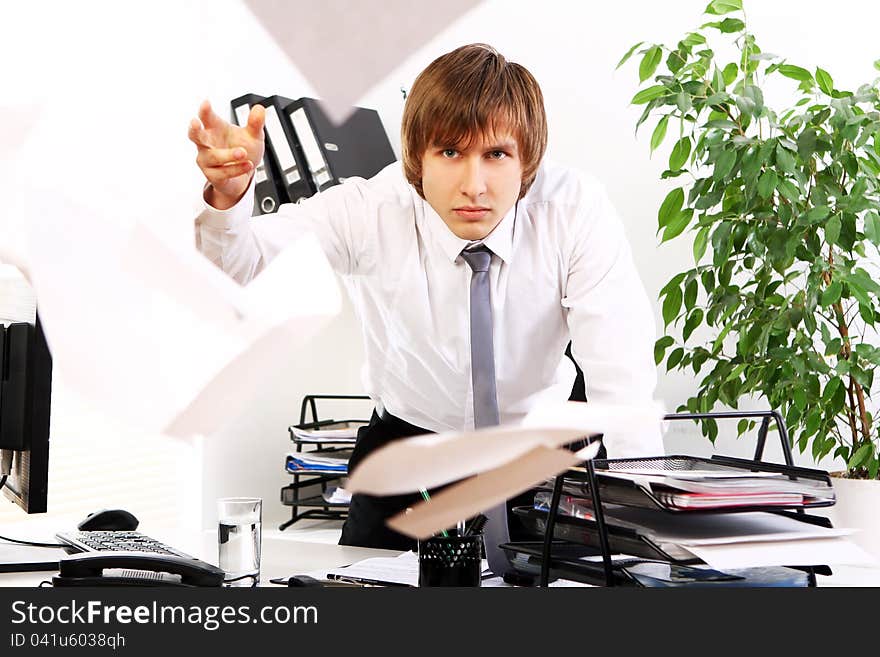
[242,0,482,122]
[25,193,340,438]
[346,400,662,495]
[686,537,878,569]
[325,551,420,587]
[387,444,591,540]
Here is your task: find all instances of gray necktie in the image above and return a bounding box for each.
[460,246,511,576]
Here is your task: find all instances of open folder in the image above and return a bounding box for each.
[345,400,664,540]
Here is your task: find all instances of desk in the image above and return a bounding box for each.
[1,527,878,587]
[0,529,402,588]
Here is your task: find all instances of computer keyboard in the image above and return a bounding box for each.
[56,531,195,559]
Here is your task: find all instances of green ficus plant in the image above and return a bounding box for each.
[621,0,880,479]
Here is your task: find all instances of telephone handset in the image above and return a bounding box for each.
[52,551,225,587]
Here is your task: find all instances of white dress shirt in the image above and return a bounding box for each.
[195,159,663,457]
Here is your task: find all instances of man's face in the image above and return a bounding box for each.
[421,130,523,241]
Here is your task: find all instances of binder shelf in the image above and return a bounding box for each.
[279,394,369,531]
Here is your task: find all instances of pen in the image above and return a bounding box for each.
[420,488,448,537]
[464,514,487,536]
[326,574,413,587]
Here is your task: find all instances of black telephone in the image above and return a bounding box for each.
[52,551,225,587]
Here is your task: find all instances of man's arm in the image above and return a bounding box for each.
[190,101,382,284]
[195,171,382,285]
[562,182,664,458]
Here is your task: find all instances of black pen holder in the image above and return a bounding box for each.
[418,535,481,587]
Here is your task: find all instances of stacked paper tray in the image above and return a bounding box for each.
[496,541,812,587]
[512,506,696,562]
[288,420,366,444]
[555,455,836,514]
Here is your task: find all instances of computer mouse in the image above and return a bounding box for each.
[286,575,322,587]
[77,509,140,532]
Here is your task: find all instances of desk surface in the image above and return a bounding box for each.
[2,525,879,587]
[0,528,402,588]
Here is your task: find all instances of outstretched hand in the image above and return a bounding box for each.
[189,100,265,209]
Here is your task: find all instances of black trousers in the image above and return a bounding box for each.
[337,409,605,551]
[339,410,429,551]
[339,346,604,550]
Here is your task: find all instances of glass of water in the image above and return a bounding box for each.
[217,497,262,587]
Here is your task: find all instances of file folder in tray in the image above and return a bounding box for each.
[563,454,836,514]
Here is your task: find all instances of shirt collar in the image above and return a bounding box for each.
[422,200,516,265]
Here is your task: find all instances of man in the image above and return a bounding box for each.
[190,44,662,568]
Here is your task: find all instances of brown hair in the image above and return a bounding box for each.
[401,43,547,200]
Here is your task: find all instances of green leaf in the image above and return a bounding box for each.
[616,41,645,69]
[667,347,684,371]
[805,408,821,436]
[713,149,737,181]
[743,85,764,114]
[775,145,796,174]
[631,85,667,105]
[864,211,880,246]
[705,0,743,15]
[675,92,693,114]
[683,32,707,47]
[820,281,842,307]
[654,335,674,365]
[815,67,834,95]
[825,214,841,245]
[717,17,745,33]
[848,443,873,470]
[849,281,871,307]
[693,225,710,263]
[711,222,733,267]
[684,278,698,311]
[658,187,685,230]
[659,272,686,299]
[662,209,694,242]
[757,169,777,199]
[796,127,818,160]
[662,285,683,327]
[803,205,830,224]
[651,115,669,152]
[874,59,880,72]
[705,92,731,106]
[722,62,738,87]
[683,309,704,342]
[669,137,692,170]
[821,377,842,404]
[639,46,663,83]
[849,268,880,294]
[777,179,800,204]
[777,64,813,83]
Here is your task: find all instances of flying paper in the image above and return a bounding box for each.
[346,400,664,495]
[25,193,340,439]
[243,0,483,122]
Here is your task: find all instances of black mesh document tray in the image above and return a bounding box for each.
[554,454,836,514]
[512,506,696,562]
[497,541,812,587]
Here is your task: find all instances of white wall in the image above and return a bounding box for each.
[3,1,878,531]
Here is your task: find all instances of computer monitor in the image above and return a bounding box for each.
[0,314,52,514]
